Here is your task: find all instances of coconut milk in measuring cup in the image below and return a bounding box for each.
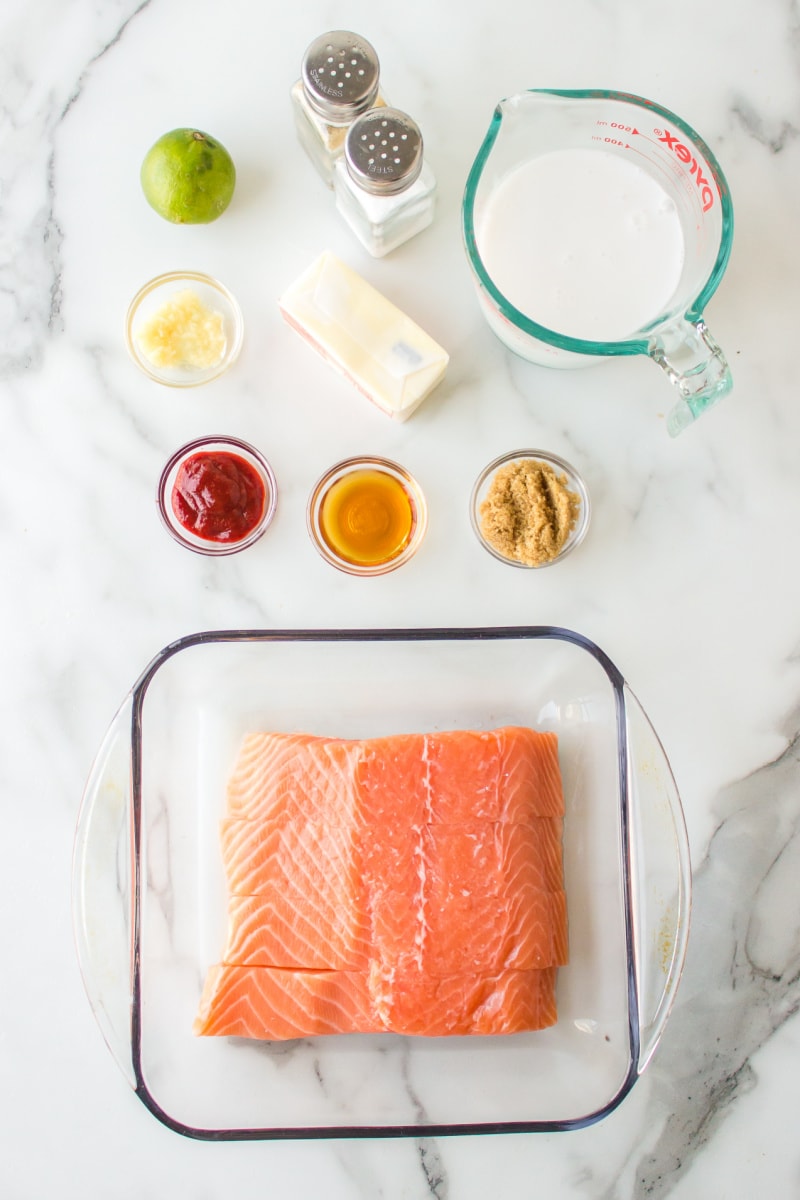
[462,90,734,435]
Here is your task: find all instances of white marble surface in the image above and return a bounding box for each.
[2,0,799,1195]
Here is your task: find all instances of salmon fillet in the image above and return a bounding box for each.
[195,726,567,1039]
[226,735,362,824]
[195,963,559,1039]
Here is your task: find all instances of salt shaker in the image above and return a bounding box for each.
[333,108,437,257]
[290,31,386,188]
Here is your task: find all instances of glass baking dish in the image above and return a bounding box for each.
[72,627,690,1139]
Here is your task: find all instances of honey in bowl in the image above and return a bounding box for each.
[308,456,427,575]
[319,468,415,567]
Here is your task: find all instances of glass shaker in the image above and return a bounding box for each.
[333,108,437,257]
[290,31,386,188]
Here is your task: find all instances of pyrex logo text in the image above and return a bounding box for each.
[656,129,715,212]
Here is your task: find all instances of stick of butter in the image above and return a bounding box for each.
[278,251,449,421]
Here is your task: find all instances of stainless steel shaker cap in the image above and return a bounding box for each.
[301,31,381,122]
[344,108,424,196]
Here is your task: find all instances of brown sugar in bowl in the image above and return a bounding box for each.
[470,449,590,568]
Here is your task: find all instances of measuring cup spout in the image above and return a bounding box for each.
[648,320,732,437]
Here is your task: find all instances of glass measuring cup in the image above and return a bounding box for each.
[462,90,734,436]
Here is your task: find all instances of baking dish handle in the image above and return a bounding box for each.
[624,684,692,1074]
[71,697,136,1088]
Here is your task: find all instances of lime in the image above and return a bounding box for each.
[140,128,236,224]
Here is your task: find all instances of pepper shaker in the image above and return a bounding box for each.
[290,31,386,188]
[333,108,437,257]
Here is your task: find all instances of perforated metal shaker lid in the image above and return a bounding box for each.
[344,109,424,196]
[301,31,380,122]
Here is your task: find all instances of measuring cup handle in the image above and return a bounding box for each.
[648,320,732,436]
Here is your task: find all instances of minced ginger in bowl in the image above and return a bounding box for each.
[126,271,243,386]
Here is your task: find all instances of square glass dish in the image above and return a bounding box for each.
[72,627,690,1139]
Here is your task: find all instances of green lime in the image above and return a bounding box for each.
[140,128,236,224]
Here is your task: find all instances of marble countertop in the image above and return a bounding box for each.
[3,0,799,1195]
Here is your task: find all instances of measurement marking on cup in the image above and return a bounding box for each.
[596,120,638,133]
[652,127,715,211]
[592,121,716,211]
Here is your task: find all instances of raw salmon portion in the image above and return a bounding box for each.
[372,963,559,1037]
[193,964,558,1038]
[424,730,500,822]
[226,734,361,824]
[496,727,565,822]
[357,734,430,826]
[196,725,568,1040]
[360,814,425,976]
[221,887,371,970]
[356,735,432,975]
[194,964,379,1039]
[220,815,363,898]
[424,727,564,823]
[422,823,566,974]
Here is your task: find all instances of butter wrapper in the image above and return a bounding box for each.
[279,251,449,421]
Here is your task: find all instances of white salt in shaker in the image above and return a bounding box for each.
[333,108,437,257]
[290,31,386,188]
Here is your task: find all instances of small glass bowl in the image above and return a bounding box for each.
[307,455,428,576]
[126,271,244,386]
[470,449,590,569]
[157,435,277,556]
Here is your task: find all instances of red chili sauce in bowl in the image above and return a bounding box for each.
[157,436,277,555]
[172,450,265,543]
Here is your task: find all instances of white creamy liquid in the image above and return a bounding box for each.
[476,148,685,342]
